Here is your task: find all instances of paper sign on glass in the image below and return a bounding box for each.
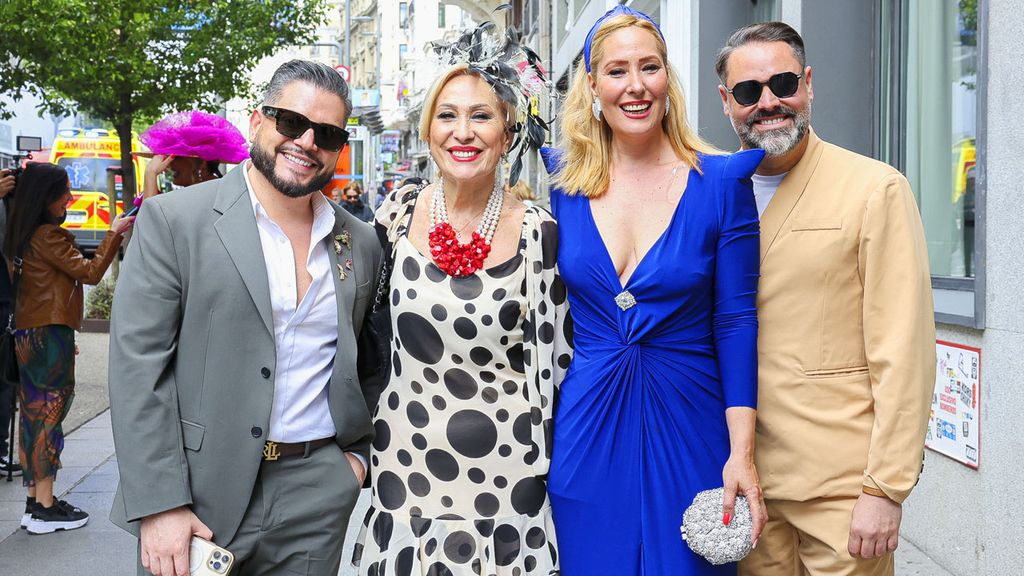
[926,341,981,468]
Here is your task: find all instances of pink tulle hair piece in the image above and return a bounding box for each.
[140,111,249,164]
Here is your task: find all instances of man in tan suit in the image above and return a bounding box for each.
[715,22,935,575]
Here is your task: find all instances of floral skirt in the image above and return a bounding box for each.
[15,325,75,486]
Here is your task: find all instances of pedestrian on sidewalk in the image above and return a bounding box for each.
[4,163,135,534]
[109,60,384,576]
[137,110,250,201]
[714,22,935,575]
[0,166,21,477]
[339,181,373,222]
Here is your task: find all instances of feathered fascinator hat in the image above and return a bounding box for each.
[140,111,249,164]
[427,20,550,186]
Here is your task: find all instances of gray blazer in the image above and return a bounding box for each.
[107,166,383,542]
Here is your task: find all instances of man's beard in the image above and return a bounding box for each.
[249,142,333,199]
[732,102,811,157]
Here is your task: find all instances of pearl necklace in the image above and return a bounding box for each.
[428,174,504,276]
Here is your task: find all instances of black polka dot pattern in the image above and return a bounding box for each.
[396,312,443,364]
[354,198,562,575]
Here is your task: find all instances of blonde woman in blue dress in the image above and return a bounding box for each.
[541,6,768,575]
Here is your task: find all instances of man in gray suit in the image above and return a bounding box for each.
[109,60,383,576]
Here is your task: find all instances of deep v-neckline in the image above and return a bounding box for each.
[586,168,694,291]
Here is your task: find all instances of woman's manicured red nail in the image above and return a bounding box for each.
[723,513,732,526]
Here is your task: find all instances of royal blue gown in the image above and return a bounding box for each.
[542,148,764,575]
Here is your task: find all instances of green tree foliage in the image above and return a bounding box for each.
[960,0,977,35]
[0,0,329,198]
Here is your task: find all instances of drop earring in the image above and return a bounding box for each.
[665,98,671,116]
[592,97,602,121]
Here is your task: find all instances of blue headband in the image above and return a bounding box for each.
[584,5,665,73]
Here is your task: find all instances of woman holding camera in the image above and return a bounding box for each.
[5,163,134,534]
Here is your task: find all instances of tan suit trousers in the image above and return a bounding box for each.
[739,498,894,576]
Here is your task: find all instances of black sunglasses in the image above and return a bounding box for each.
[261,106,350,151]
[725,72,803,107]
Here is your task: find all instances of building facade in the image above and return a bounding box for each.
[0,94,76,169]
[225,1,384,196]
[380,1,474,180]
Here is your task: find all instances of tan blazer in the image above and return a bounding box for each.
[755,129,935,504]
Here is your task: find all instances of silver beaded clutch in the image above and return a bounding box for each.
[680,488,753,565]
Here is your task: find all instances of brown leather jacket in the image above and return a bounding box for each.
[10,224,122,331]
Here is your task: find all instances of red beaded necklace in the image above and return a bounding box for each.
[428,175,504,277]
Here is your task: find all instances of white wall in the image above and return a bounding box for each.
[901,1,1024,573]
[0,93,76,154]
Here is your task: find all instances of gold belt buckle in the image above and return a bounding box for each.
[262,441,280,461]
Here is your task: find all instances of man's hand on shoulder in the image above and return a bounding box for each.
[848,492,902,559]
[140,506,213,576]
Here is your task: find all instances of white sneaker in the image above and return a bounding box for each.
[20,500,36,529]
[26,500,89,535]
[0,456,22,477]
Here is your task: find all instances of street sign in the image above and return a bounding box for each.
[335,65,351,83]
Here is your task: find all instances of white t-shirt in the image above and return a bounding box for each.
[751,172,788,218]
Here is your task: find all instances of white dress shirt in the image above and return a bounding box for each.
[751,171,788,218]
[243,165,338,443]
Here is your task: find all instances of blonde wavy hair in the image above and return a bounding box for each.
[554,15,718,197]
[418,64,514,145]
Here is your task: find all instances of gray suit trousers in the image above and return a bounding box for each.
[138,443,361,576]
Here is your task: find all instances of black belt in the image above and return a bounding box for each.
[261,438,333,461]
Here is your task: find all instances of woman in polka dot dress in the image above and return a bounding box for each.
[351,38,571,576]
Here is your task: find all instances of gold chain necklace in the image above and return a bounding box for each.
[448,203,489,240]
[611,160,684,199]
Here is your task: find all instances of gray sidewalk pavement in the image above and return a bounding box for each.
[0,330,955,574]
[0,408,954,575]
[0,408,371,575]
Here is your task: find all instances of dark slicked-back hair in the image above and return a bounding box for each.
[262,60,352,122]
[715,21,806,84]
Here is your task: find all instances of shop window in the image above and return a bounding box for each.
[880,0,984,326]
[904,0,979,278]
[751,0,780,22]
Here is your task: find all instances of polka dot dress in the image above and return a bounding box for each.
[353,199,560,576]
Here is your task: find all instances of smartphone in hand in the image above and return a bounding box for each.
[189,536,234,575]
